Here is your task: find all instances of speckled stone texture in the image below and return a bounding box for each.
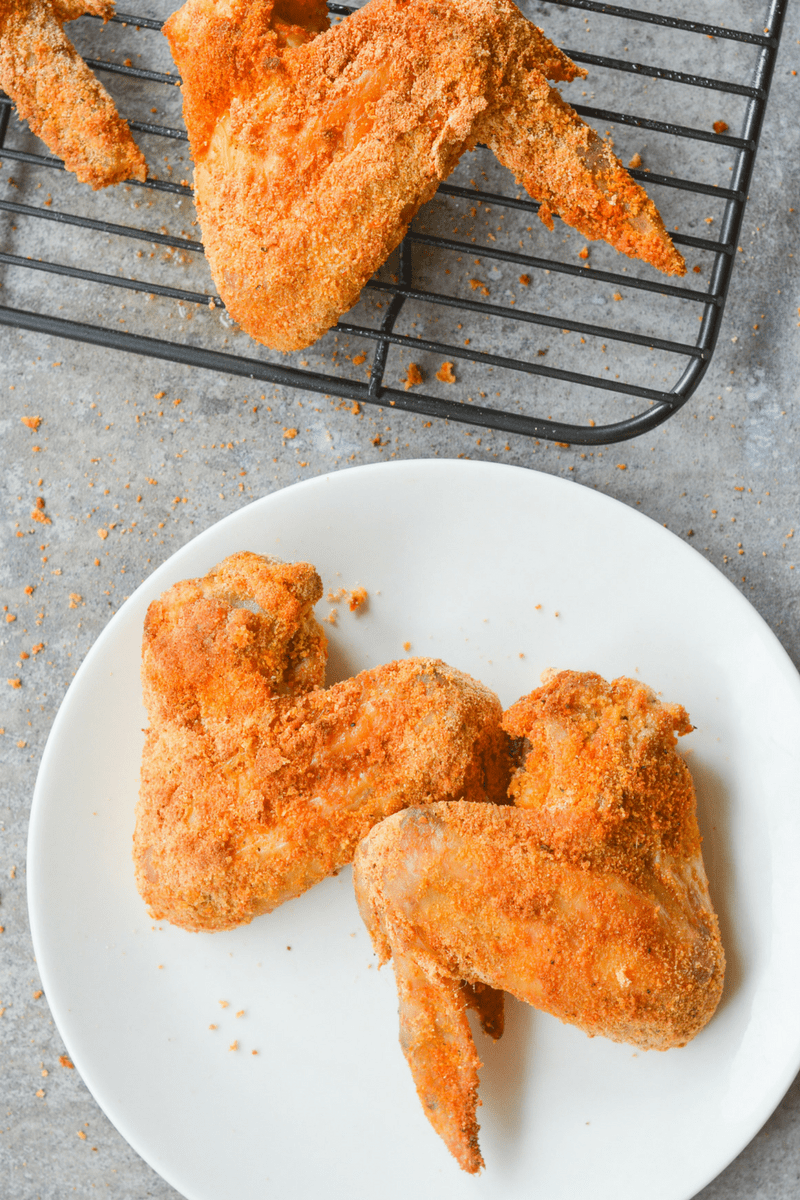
[1,0,799,1196]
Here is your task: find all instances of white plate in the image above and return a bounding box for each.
[28,460,800,1200]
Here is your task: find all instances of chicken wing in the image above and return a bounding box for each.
[134,552,509,932]
[354,671,724,1172]
[472,71,685,275]
[0,0,147,188]
[164,0,682,351]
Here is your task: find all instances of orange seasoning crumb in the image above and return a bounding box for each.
[578,248,589,260]
[348,587,368,612]
[97,529,108,540]
[283,427,298,440]
[8,679,21,688]
[628,153,642,169]
[518,274,531,286]
[77,1130,87,1140]
[229,1041,238,1052]
[352,353,367,366]
[59,1056,74,1069]
[436,362,456,384]
[21,415,41,430]
[713,120,729,134]
[403,363,424,390]
[403,641,411,651]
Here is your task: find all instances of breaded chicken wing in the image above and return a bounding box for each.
[134,552,509,932]
[0,0,147,188]
[164,0,682,351]
[354,671,724,1173]
[472,70,685,275]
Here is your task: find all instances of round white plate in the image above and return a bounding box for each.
[28,460,800,1200]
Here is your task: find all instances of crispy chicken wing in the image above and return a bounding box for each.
[0,0,147,188]
[164,0,683,351]
[134,552,509,932]
[354,671,724,1173]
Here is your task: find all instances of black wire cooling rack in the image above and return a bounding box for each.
[0,0,789,443]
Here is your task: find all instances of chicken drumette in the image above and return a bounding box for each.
[354,670,725,1173]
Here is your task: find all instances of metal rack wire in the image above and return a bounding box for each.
[0,0,789,443]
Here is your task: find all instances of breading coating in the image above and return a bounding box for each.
[134,552,509,932]
[354,671,724,1173]
[0,0,147,188]
[164,0,683,351]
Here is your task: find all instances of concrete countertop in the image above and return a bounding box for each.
[1,0,798,1196]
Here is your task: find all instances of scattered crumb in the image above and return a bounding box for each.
[326,608,338,625]
[229,1041,238,1052]
[436,362,456,384]
[518,274,530,286]
[348,587,368,612]
[402,363,424,390]
[713,120,729,134]
[628,152,642,169]
[22,415,42,430]
[469,278,490,297]
[283,428,298,440]
[208,1024,217,1030]
[352,353,367,366]
[219,1000,229,1008]
[403,641,411,651]
[59,1056,74,1069]
[77,1130,87,1140]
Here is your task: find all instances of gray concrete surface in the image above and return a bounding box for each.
[1,0,799,1196]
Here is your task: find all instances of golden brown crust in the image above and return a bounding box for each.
[354,671,724,1172]
[164,0,682,351]
[473,84,686,276]
[134,552,509,931]
[0,0,147,188]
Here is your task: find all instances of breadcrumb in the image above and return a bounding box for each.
[403,363,424,390]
